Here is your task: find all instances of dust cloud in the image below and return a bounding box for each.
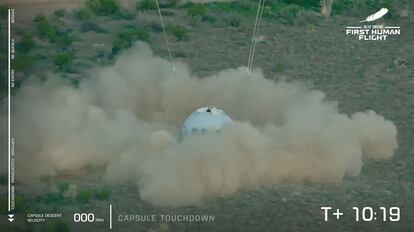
[0,42,398,206]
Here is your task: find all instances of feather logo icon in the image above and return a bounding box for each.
[360,8,389,23]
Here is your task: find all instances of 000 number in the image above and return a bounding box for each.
[73,213,95,223]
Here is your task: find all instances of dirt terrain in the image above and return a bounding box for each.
[0,1,413,231]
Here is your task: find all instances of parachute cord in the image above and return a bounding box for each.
[247,0,263,76]
[248,0,266,75]
[155,0,176,72]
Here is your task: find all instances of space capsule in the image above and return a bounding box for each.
[179,106,232,140]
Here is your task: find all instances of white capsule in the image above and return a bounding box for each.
[179,106,232,140]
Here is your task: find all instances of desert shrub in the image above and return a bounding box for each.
[332,0,353,15]
[148,21,163,33]
[166,24,188,41]
[0,55,5,71]
[368,0,395,10]
[55,31,74,48]
[41,221,71,232]
[333,0,396,16]
[74,8,92,21]
[278,4,301,24]
[0,75,5,98]
[54,9,65,17]
[94,188,111,200]
[174,50,186,57]
[137,0,157,11]
[238,0,256,12]
[206,1,255,16]
[15,195,26,212]
[201,14,217,23]
[49,30,75,49]
[57,181,70,193]
[0,174,6,185]
[2,194,26,213]
[274,61,285,73]
[282,0,320,10]
[112,27,149,55]
[295,10,322,26]
[112,38,128,55]
[52,51,74,70]
[33,14,55,38]
[118,10,135,20]
[35,193,67,205]
[187,3,207,18]
[76,189,94,203]
[351,0,367,16]
[80,21,106,33]
[226,16,241,27]
[0,190,25,215]
[75,188,111,202]
[0,197,6,214]
[126,27,150,42]
[13,55,35,71]
[161,10,174,16]
[53,221,71,232]
[0,5,7,19]
[159,0,180,8]
[34,14,75,47]
[16,34,36,54]
[85,0,120,15]
[0,32,7,90]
